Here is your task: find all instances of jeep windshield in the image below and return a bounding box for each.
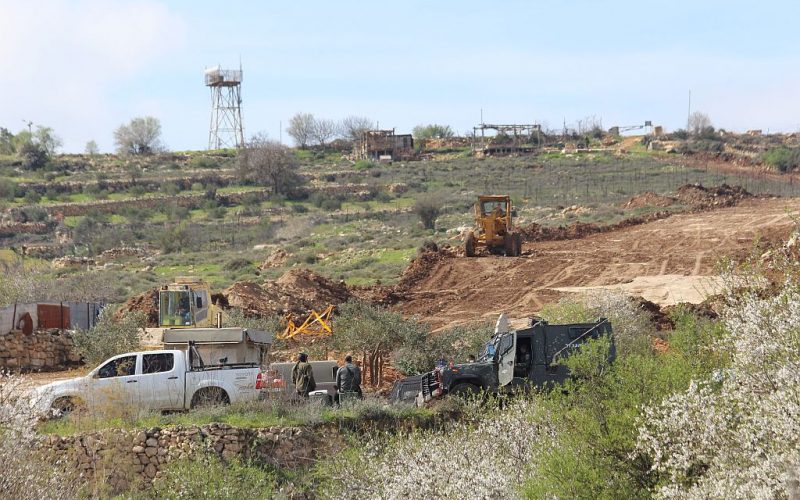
[476,335,500,362]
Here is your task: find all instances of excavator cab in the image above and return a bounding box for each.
[465,195,522,257]
[158,278,214,328]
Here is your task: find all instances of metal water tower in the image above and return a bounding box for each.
[205,65,244,149]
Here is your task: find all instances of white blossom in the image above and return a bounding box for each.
[321,398,546,499]
[636,271,800,498]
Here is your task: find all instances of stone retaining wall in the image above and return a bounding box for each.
[42,423,333,493]
[0,329,81,371]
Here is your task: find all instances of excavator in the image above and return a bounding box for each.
[464,195,522,257]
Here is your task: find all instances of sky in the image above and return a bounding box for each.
[1,0,799,153]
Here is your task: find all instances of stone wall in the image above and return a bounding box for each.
[42,423,334,493]
[0,329,81,372]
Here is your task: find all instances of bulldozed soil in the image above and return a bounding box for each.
[390,197,800,330]
[120,268,352,327]
[224,269,351,320]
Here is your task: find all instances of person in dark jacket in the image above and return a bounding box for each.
[292,352,316,397]
[335,355,362,401]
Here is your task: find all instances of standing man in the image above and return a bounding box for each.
[335,355,362,402]
[292,352,316,398]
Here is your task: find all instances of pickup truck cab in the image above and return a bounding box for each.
[414,315,614,404]
[36,347,265,417]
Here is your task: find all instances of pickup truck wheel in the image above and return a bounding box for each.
[191,387,230,409]
[450,383,480,398]
[51,396,83,419]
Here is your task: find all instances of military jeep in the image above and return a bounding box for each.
[402,315,613,404]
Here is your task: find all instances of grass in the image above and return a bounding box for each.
[38,397,438,437]
[8,148,800,302]
[38,401,306,436]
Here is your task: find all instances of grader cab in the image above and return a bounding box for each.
[464,195,522,257]
[158,277,220,328]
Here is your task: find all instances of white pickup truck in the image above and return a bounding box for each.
[36,347,265,417]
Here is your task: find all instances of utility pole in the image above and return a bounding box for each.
[687,89,691,131]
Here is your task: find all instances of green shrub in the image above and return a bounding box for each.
[762,147,800,173]
[18,206,48,222]
[208,206,226,219]
[291,203,308,213]
[161,183,180,196]
[129,185,147,197]
[310,192,343,211]
[224,257,253,272]
[23,190,41,204]
[375,190,393,203]
[18,141,49,170]
[355,159,375,170]
[190,156,218,169]
[0,178,15,201]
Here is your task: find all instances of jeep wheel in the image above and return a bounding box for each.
[191,387,230,409]
[450,383,480,398]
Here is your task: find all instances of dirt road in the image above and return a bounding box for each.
[395,197,800,329]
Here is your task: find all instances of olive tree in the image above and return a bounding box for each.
[237,133,303,196]
[286,113,315,149]
[33,126,62,155]
[72,310,145,366]
[412,124,454,140]
[413,193,443,230]
[114,116,164,155]
[332,300,428,387]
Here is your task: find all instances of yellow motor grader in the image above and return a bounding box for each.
[464,195,522,257]
[158,277,220,328]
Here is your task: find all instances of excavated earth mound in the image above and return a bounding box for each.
[623,192,677,209]
[675,183,752,209]
[119,288,159,327]
[260,249,290,269]
[225,268,352,320]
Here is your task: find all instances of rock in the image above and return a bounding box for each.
[144,447,158,457]
[145,438,158,447]
[132,445,145,454]
[144,464,157,479]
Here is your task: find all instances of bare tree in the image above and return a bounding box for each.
[237,133,303,195]
[340,115,374,143]
[312,118,339,148]
[114,116,164,155]
[688,112,713,136]
[286,113,315,149]
[576,115,603,138]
